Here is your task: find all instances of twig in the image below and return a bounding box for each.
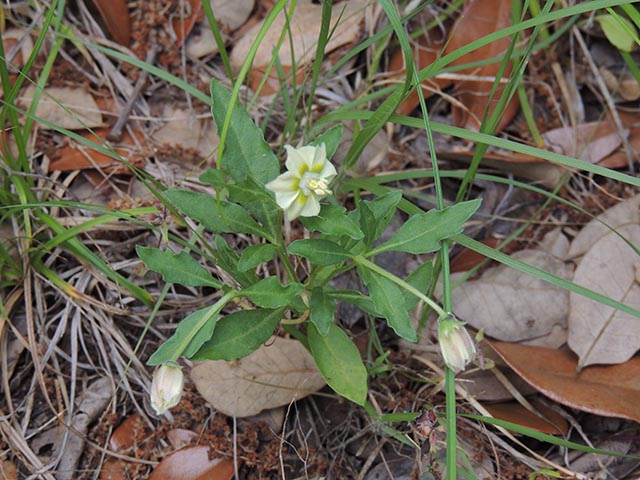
[107,46,158,142]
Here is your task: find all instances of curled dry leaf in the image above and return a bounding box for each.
[191,337,326,417]
[148,446,234,480]
[2,28,34,69]
[567,194,640,260]
[452,249,573,348]
[151,106,219,158]
[543,120,627,164]
[568,224,640,368]
[19,85,103,130]
[0,460,17,480]
[230,0,366,93]
[489,340,640,423]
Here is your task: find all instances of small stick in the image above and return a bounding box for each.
[107,45,159,142]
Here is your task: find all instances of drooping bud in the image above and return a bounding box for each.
[150,364,184,415]
[438,314,477,372]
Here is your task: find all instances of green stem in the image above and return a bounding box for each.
[353,256,446,318]
[276,245,299,283]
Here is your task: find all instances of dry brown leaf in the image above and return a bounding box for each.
[489,340,640,423]
[172,0,202,47]
[191,337,325,417]
[230,0,366,93]
[148,446,234,480]
[451,238,501,273]
[0,460,17,480]
[442,0,519,132]
[92,0,131,46]
[3,29,34,69]
[543,120,627,164]
[568,224,640,368]
[151,106,219,158]
[484,399,569,435]
[19,85,103,130]
[452,249,573,347]
[567,194,640,259]
[185,0,254,58]
[50,128,147,173]
[599,112,640,169]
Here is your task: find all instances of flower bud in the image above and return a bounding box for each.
[438,314,476,372]
[150,364,184,415]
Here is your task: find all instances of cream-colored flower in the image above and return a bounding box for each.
[438,314,476,372]
[266,143,337,220]
[150,364,184,415]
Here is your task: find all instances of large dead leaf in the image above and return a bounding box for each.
[568,224,640,368]
[543,120,627,164]
[452,249,573,347]
[442,0,519,132]
[489,340,640,423]
[230,0,366,93]
[186,0,255,58]
[19,85,104,130]
[93,0,130,46]
[191,337,326,417]
[567,194,640,259]
[148,446,233,480]
[484,399,569,435]
[50,128,147,174]
[151,106,219,158]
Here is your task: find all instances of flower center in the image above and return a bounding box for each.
[299,172,332,196]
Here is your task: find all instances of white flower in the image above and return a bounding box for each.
[150,364,184,415]
[266,143,337,220]
[438,314,477,373]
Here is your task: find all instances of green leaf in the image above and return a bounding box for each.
[308,323,367,405]
[237,243,276,272]
[351,190,402,244]
[166,189,267,237]
[227,177,281,241]
[214,235,257,288]
[310,287,336,336]
[147,303,225,365]
[136,246,221,288]
[352,201,376,247]
[374,199,481,255]
[357,265,417,342]
[199,168,228,188]
[210,80,280,184]
[192,308,284,361]
[597,14,636,52]
[403,262,433,311]
[301,205,363,240]
[310,124,344,159]
[287,239,351,266]
[327,289,379,316]
[241,276,303,308]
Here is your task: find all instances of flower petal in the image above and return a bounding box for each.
[318,160,337,181]
[299,194,321,217]
[275,190,299,210]
[266,171,298,193]
[285,145,313,175]
[286,194,308,220]
[310,143,328,172]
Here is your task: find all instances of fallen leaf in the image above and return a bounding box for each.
[166,428,199,450]
[489,340,640,423]
[332,121,389,172]
[0,460,17,480]
[543,120,627,164]
[599,113,640,169]
[191,337,326,417]
[148,446,233,480]
[172,0,202,47]
[50,129,147,174]
[92,0,131,46]
[151,106,219,158]
[100,414,150,480]
[568,224,640,368]
[443,0,519,132]
[230,0,366,94]
[452,249,573,347]
[186,0,255,58]
[484,399,569,435]
[19,85,104,130]
[567,194,640,259]
[451,238,501,272]
[2,28,34,69]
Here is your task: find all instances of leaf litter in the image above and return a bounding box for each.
[4,0,640,478]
